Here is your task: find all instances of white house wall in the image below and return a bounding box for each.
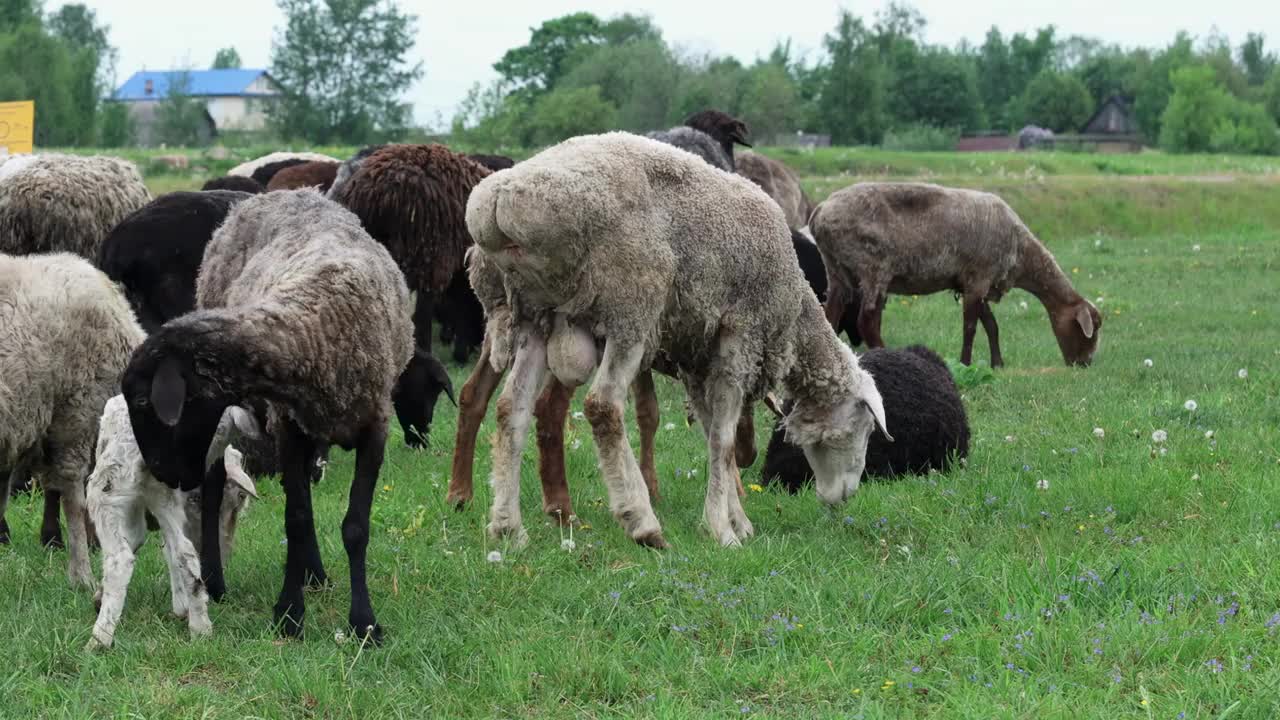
[206,96,272,131]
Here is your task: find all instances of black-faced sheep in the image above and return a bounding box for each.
[201,175,265,194]
[0,252,146,588]
[265,160,340,193]
[248,158,310,188]
[811,182,1103,367]
[0,153,152,261]
[121,189,414,642]
[466,133,890,548]
[762,345,969,492]
[226,151,339,179]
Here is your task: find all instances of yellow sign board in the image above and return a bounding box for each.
[0,101,35,154]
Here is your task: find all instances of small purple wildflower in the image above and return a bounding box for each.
[944,607,953,615]
[1138,611,1158,625]
[609,591,621,600]
[1022,464,1032,472]
[842,516,854,526]
[1104,526,1115,536]
[1244,655,1254,672]
[941,632,953,641]
[985,494,998,505]
[768,569,780,577]
[1205,658,1224,673]
[1063,505,1073,513]
[740,706,751,714]
[1266,612,1280,630]
[911,666,921,673]
[1057,594,1071,602]
[1040,510,1052,519]
[1104,505,1114,514]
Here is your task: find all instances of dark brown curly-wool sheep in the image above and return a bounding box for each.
[266,160,340,193]
[464,153,515,172]
[0,153,152,261]
[683,110,751,167]
[762,345,969,492]
[201,175,266,193]
[330,144,491,350]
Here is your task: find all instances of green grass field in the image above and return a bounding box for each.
[3,148,1279,718]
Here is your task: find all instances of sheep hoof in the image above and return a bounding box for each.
[188,617,213,638]
[273,602,305,639]
[633,531,669,550]
[543,503,576,527]
[93,589,104,612]
[84,634,111,652]
[351,621,383,646]
[68,569,96,592]
[41,532,65,550]
[304,568,329,591]
[445,490,472,510]
[486,522,529,549]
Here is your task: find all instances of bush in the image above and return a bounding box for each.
[528,85,618,146]
[1159,65,1232,153]
[881,124,959,151]
[1210,101,1280,155]
[1020,70,1094,133]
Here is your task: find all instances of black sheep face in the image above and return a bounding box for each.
[393,350,456,449]
[122,347,227,492]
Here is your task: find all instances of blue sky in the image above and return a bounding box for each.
[83,0,1280,127]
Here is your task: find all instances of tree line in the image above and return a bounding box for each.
[452,4,1280,154]
[3,0,1278,153]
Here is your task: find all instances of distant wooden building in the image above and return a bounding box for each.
[955,131,1017,152]
[1076,96,1144,152]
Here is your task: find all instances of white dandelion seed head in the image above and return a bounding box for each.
[1095,296,1104,305]
[1143,358,1154,368]
[1152,429,1168,444]
[486,550,503,563]
[1005,435,1016,443]
[334,630,347,644]
[664,422,676,430]
[1093,427,1105,439]
[572,411,585,420]
[1036,479,1050,490]
[1238,368,1249,379]
[561,538,576,551]
[1184,399,1198,412]
[1191,473,1201,481]
[1094,238,1103,248]
[570,438,583,450]
[1158,446,1168,456]
[1192,244,1201,252]
[1204,430,1214,439]
[1019,300,1029,311]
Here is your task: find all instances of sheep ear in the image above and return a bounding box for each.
[150,357,187,427]
[227,406,263,440]
[418,350,456,407]
[1075,305,1095,339]
[223,446,258,499]
[861,386,893,442]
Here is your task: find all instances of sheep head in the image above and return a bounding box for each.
[1050,298,1102,367]
[393,349,456,449]
[185,443,260,565]
[782,349,890,506]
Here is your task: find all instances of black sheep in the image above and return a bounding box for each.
[789,229,863,346]
[201,175,266,194]
[762,345,969,491]
[249,158,310,187]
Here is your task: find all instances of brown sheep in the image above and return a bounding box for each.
[811,182,1102,367]
[266,161,340,193]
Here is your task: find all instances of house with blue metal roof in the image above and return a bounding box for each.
[111,69,282,141]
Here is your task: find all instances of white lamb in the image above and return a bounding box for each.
[85,395,261,650]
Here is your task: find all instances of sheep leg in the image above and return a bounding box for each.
[487,326,548,548]
[631,370,661,503]
[0,468,12,544]
[735,409,757,471]
[446,341,503,508]
[413,291,435,352]
[857,293,886,348]
[979,301,1004,368]
[694,380,751,546]
[40,488,64,549]
[344,423,387,644]
[960,295,983,366]
[534,377,576,525]
[152,498,211,639]
[49,467,94,590]
[273,421,319,638]
[584,341,665,548]
[85,509,139,650]
[198,463,227,601]
[823,284,847,331]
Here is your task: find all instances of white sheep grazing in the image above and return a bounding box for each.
[86,396,261,650]
[466,133,890,548]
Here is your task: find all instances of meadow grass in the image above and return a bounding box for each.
[2,163,1279,719]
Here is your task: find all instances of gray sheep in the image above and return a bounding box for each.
[810,182,1102,367]
[0,153,152,261]
[466,133,889,549]
[120,189,414,642]
[0,252,146,589]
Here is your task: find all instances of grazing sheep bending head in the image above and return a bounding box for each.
[465,132,890,548]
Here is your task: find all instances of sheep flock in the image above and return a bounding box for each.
[0,109,1105,647]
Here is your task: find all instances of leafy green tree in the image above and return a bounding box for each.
[1264,68,1280,124]
[1134,32,1195,138]
[1021,69,1094,132]
[212,47,242,69]
[270,0,423,143]
[1159,64,1231,153]
[977,27,1015,125]
[895,48,984,131]
[737,63,801,141]
[494,12,604,95]
[561,38,679,131]
[97,100,133,147]
[1240,33,1274,87]
[1209,99,1279,154]
[157,71,211,146]
[1076,49,1142,107]
[0,0,40,31]
[671,54,746,122]
[47,4,114,145]
[819,10,887,144]
[527,85,617,146]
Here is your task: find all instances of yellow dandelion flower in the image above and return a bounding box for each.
[748,483,764,493]
[852,688,861,695]
[1078,524,1085,531]
[383,485,392,491]
[1140,699,1148,706]
[884,680,895,686]
[1072,267,1079,274]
